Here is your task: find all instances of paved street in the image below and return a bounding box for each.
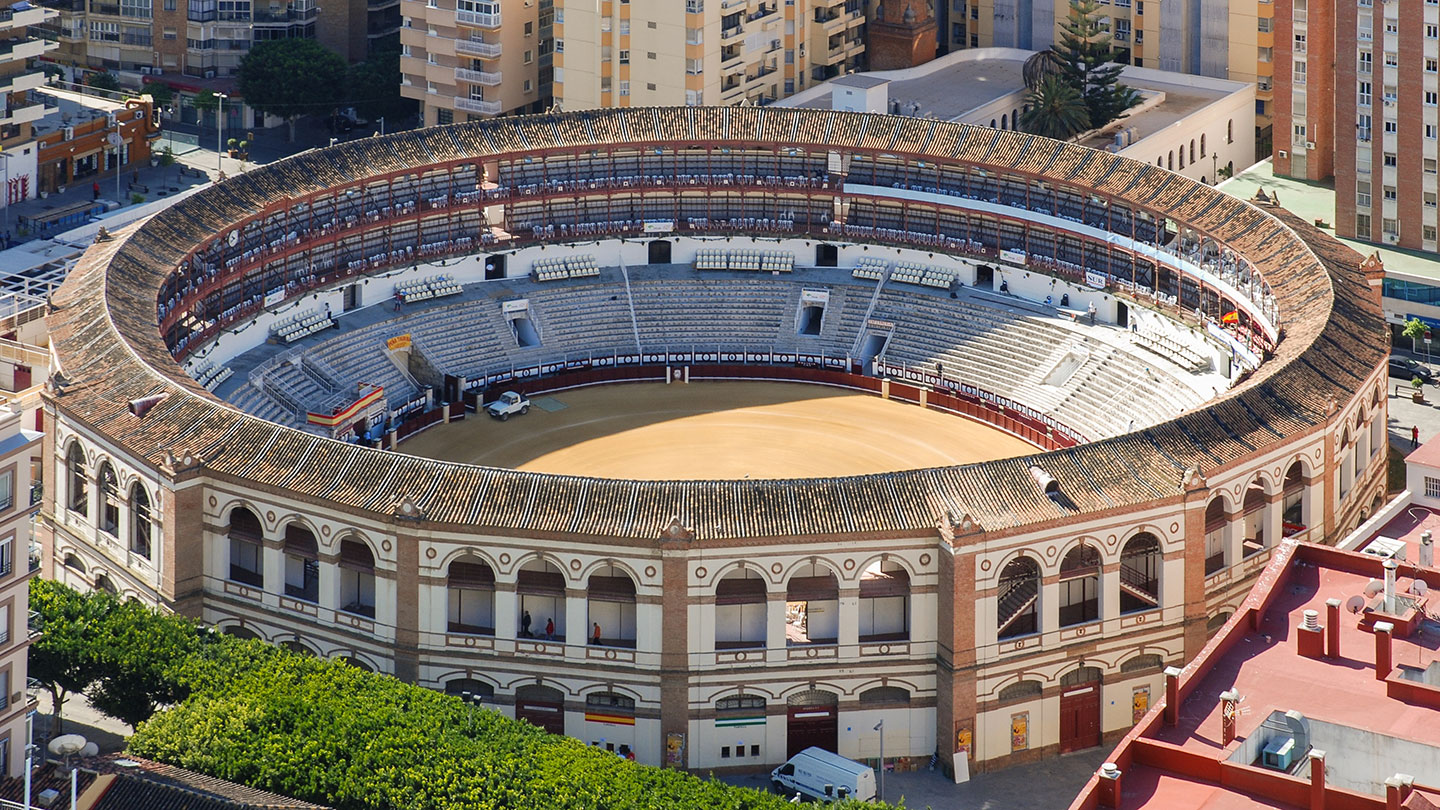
[720,747,1109,810]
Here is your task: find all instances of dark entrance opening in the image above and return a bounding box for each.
[1116,301,1128,328]
[648,240,672,264]
[976,264,995,289]
[815,244,838,267]
[484,254,507,280]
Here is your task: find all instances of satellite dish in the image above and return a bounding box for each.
[48,735,87,756]
[105,132,123,148]
[1412,580,1429,597]
[1364,579,1384,598]
[227,231,239,247]
[78,742,99,758]
[1345,594,1366,614]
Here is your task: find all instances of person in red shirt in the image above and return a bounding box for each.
[591,622,602,646]
[544,617,554,640]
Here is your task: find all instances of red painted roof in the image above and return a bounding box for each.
[1407,434,1440,470]
[1069,541,1440,810]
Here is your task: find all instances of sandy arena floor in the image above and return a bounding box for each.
[399,381,1036,480]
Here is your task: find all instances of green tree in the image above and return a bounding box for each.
[1053,0,1141,130]
[1404,317,1429,354]
[1019,75,1092,140]
[141,81,174,108]
[29,579,112,735]
[85,599,204,729]
[85,71,121,93]
[237,39,347,142]
[346,46,416,126]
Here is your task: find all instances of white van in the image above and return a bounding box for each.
[770,747,877,802]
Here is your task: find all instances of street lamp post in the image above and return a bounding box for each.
[217,92,229,177]
[873,720,884,803]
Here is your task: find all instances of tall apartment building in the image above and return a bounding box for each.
[37,0,392,80]
[0,401,42,779]
[399,0,553,125]
[957,0,1273,150]
[552,0,864,110]
[1274,0,1436,252]
[0,1,57,212]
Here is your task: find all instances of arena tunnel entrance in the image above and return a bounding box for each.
[786,690,839,758]
[648,239,672,264]
[795,289,829,336]
[815,243,838,267]
[484,254,507,280]
[976,264,995,290]
[857,330,891,373]
[504,299,542,348]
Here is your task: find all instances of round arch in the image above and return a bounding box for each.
[699,558,772,590]
[849,552,919,584]
[436,546,503,576]
[575,556,646,586]
[779,556,843,584]
[1053,536,1106,571]
[219,499,269,534]
[989,548,1046,585]
[332,531,381,562]
[510,551,574,584]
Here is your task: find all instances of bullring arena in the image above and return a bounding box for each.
[40,107,1388,774]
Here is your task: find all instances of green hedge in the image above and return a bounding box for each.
[34,581,885,810]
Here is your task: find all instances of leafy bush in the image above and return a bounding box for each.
[34,581,879,810]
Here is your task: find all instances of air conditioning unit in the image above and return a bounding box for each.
[204,69,216,78]
[106,112,117,127]
[138,65,150,75]
[1305,140,1316,149]
[61,126,74,141]
[1385,233,1399,243]
[1278,149,1288,158]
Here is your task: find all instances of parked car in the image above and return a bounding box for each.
[1389,355,1435,383]
[483,391,530,420]
[770,747,876,803]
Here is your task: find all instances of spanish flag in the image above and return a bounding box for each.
[1221,311,1240,324]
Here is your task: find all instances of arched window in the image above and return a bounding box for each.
[339,539,376,618]
[1120,653,1164,673]
[1190,139,1196,163]
[66,444,88,516]
[1204,497,1228,575]
[990,119,997,128]
[280,640,315,656]
[1119,533,1160,614]
[98,463,119,536]
[337,655,372,672]
[1058,544,1101,626]
[587,565,636,648]
[62,553,86,574]
[445,678,495,704]
[716,568,767,649]
[222,625,260,640]
[998,680,1042,702]
[786,563,838,645]
[997,556,1040,639]
[130,484,152,559]
[1001,113,1008,130]
[227,507,263,588]
[859,686,911,705]
[1282,461,1307,534]
[1060,666,1102,687]
[1207,611,1232,636]
[283,524,319,602]
[859,560,910,642]
[1242,480,1268,557]
[448,557,496,635]
[1200,134,1207,157]
[1168,151,1174,171]
[517,558,566,641]
[1227,119,1234,143]
[93,575,118,595]
[1157,157,1164,167]
[1178,148,1185,169]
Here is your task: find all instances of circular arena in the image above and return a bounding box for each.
[41,107,1387,773]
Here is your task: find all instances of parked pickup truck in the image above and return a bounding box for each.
[483,391,530,420]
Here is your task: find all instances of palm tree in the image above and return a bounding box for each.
[1019,76,1092,141]
[1022,50,1066,91]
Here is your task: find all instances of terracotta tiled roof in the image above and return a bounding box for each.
[45,109,1387,541]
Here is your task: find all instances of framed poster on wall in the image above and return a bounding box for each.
[1010,712,1029,752]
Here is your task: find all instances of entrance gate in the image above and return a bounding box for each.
[786,690,838,758]
[1059,667,1102,753]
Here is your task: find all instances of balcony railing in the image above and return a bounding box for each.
[26,610,39,639]
[454,95,501,114]
[455,66,501,85]
[455,38,501,57]
[455,9,499,27]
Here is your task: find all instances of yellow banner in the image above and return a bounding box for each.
[386,334,412,351]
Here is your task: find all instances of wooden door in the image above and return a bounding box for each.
[1059,684,1101,753]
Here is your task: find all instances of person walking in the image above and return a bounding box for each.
[521,609,532,638]
[1414,425,1421,449]
[591,622,602,646]
[92,180,101,200]
[544,617,555,640]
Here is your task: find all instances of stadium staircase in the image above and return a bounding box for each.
[996,577,1039,637]
[1118,564,1159,608]
[850,264,893,358]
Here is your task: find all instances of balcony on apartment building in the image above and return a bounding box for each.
[456,9,499,28]
[0,5,59,30]
[456,37,501,57]
[0,71,45,99]
[0,36,57,63]
[455,65,500,85]
[454,94,501,115]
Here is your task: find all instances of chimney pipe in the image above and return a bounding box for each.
[1383,558,1398,613]
[1163,666,1182,726]
[1422,530,1434,569]
[1325,598,1340,659]
[1374,621,1394,681]
[1220,689,1239,746]
[1098,763,1123,808]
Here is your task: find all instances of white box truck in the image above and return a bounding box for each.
[770,747,877,802]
